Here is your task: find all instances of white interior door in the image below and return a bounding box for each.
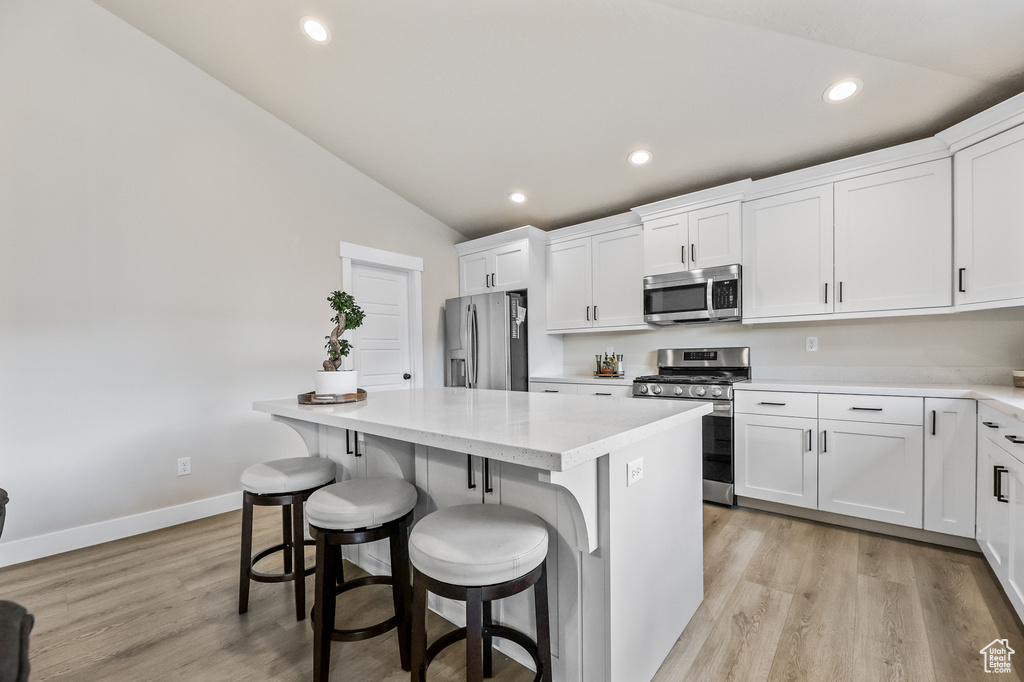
[350,262,413,391]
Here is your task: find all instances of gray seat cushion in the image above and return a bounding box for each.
[306,478,418,530]
[409,504,548,587]
[240,457,336,495]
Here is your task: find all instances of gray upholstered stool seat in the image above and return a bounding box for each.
[306,478,418,530]
[409,503,552,682]
[238,456,336,622]
[409,504,548,586]
[307,477,418,682]
[240,457,336,495]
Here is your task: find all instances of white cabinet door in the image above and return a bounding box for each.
[592,227,644,328]
[923,398,976,537]
[955,123,1024,306]
[735,413,817,509]
[642,214,688,275]
[422,447,499,509]
[459,250,491,296]
[818,419,923,527]
[742,185,834,319]
[1006,458,1024,616]
[491,241,529,291]
[689,202,742,270]
[546,238,593,330]
[978,436,1012,580]
[834,159,952,313]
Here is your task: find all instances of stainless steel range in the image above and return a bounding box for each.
[632,347,750,505]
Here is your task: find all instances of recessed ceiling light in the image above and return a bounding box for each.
[301,17,331,44]
[824,78,862,103]
[509,192,527,204]
[628,150,652,165]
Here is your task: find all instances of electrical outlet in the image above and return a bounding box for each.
[806,336,819,352]
[177,457,191,476]
[627,457,644,486]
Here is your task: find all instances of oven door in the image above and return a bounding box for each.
[701,401,735,506]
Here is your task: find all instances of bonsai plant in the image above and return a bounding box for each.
[315,290,365,395]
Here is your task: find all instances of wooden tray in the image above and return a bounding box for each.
[298,389,367,405]
[593,372,624,378]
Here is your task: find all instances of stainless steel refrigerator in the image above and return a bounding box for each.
[444,291,528,391]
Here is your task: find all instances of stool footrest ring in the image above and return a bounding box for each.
[425,623,545,682]
[248,540,316,583]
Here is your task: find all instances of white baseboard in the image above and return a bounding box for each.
[0,492,242,568]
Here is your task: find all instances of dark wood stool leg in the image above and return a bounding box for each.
[292,497,307,621]
[534,561,552,682]
[410,570,428,682]
[332,543,344,587]
[238,494,254,614]
[282,503,294,574]
[482,600,493,678]
[389,526,412,671]
[313,532,335,682]
[466,586,484,682]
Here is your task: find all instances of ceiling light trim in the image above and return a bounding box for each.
[301,17,331,44]
[824,78,862,103]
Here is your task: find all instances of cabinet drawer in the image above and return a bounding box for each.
[819,393,922,425]
[529,382,579,395]
[578,384,632,398]
[980,404,1024,458]
[735,391,817,418]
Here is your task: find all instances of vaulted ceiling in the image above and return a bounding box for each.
[90,0,1024,239]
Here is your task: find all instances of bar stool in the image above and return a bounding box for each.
[306,477,418,682]
[408,504,552,682]
[238,457,336,621]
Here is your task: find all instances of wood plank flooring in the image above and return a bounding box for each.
[2,504,1022,680]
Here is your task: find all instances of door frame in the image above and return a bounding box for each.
[338,241,424,389]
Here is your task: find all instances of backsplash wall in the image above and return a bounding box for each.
[561,307,1024,385]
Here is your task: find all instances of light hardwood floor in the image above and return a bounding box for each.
[2,504,1022,681]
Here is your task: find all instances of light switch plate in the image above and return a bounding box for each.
[627,457,644,486]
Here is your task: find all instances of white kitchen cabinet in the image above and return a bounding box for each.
[833,160,952,313]
[546,226,644,332]
[421,446,500,510]
[742,185,834,319]
[643,202,741,276]
[977,434,1012,579]
[529,381,580,395]
[954,122,1024,308]
[735,413,818,509]
[818,418,924,528]
[578,384,631,398]
[459,239,529,296]
[923,398,976,537]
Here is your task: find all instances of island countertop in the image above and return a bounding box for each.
[253,386,710,472]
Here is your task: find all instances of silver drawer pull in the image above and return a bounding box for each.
[759,401,786,406]
[851,407,884,411]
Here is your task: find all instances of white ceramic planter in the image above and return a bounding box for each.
[315,370,358,396]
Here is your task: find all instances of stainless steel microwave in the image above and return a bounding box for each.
[643,264,741,325]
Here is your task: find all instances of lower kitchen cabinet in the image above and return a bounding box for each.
[735,413,818,509]
[818,419,924,527]
[529,380,631,397]
[923,398,976,537]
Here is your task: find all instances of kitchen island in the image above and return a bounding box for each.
[253,387,710,682]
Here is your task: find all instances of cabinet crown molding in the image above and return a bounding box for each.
[546,211,641,244]
[454,225,545,256]
[632,179,752,220]
[744,138,949,201]
[937,89,1024,153]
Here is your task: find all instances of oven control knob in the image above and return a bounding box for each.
[651,385,662,395]
[674,386,684,396]
[694,386,707,397]
[711,387,723,398]
[638,384,648,394]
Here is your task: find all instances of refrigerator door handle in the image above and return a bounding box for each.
[464,303,473,388]
[470,304,480,388]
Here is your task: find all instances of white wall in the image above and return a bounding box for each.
[563,307,1024,384]
[0,0,463,565]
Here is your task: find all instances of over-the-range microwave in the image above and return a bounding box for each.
[643,264,741,325]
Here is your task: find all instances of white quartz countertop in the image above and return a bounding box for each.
[736,380,1024,421]
[253,387,710,472]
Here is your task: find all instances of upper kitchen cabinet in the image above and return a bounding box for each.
[633,181,749,277]
[833,159,952,313]
[742,184,834,319]
[742,141,953,323]
[458,238,529,296]
[546,213,647,333]
[953,123,1024,308]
